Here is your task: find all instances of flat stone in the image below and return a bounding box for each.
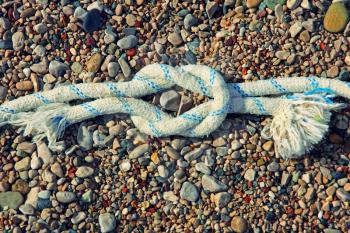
[327,66,339,78]
[167,33,183,46]
[17,142,36,153]
[16,81,33,91]
[247,0,262,8]
[324,2,349,33]
[19,204,35,215]
[71,62,83,73]
[305,187,316,201]
[120,160,131,172]
[231,140,242,150]
[129,144,150,159]
[56,191,76,203]
[206,1,219,18]
[180,181,199,202]
[184,14,198,29]
[117,35,138,49]
[71,211,87,225]
[184,148,203,162]
[33,23,48,34]
[30,58,49,74]
[231,216,249,233]
[0,40,13,49]
[275,51,290,60]
[51,163,64,177]
[107,62,120,78]
[202,175,228,193]
[289,21,303,38]
[336,188,350,202]
[83,9,101,33]
[299,30,310,42]
[244,168,256,181]
[99,213,117,233]
[20,8,36,18]
[37,142,53,166]
[195,162,211,175]
[118,57,131,78]
[0,192,24,209]
[77,125,93,151]
[287,0,301,10]
[49,60,70,78]
[76,166,94,178]
[160,90,181,111]
[158,165,169,178]
[165,146,180,160]
[15,157,31,172]
[214,192,231,208]
[86,53,103,73]
[25,187,39,208]
[163,191,179,202]
[0,86,7,100]
[126,14,136,26]
[11,179,29,194]
[302,19,316,32]
[12,32,25,51]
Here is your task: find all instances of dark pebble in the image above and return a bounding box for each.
[185,51,197,64]
[37,198,52,210]
[0,40,13,49]
[265,212,275,222]
[331,171,346,180]
[83,9,101,33]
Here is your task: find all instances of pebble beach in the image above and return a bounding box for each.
[1,0,350,232]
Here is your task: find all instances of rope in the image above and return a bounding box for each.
[0,64,348,159]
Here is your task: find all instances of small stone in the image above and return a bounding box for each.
[0,192,24,209]
[118,57,131,78]
[301,0,311,9]
[168,33,183,46]
[76,166,94,178]
[184,14,198,30]
[160,90,181,111]
[275,51,290,60]
[299,30,310,42]
[267,161,279,172]
[324,230,342,233]
[20,8,36,18]
[99,213,117,233]
[202,175,228,193]
[195,162,211,175]
[289,21,303,38]
[19,204,35,215]
[25,187,39,208]
[336,188,350,202]
[158,165,169,178]
[120,160,131,171]
[129,144,150,159]
[206,1,219,18]
[87,1,104,11]
[83,9,101,32]
[165,146,180,160]
[324,2,349,33]
[262,141,273,151]
[86,53,103,73]
[51,163,64,178]
[184,148,203,162]
[231,140,242,150]
[12,31,25,51]
[126,14,136,26]
[0,40,13,49]
[214,192,231,208]
[344,183,350,191]
[327,66,339,78]
[0,86,8,100]
[286,0,301,10]
[15,157,31,172]
[244,168,256,181]
[71,62,83,73]
[56,191,76,203]
[11,179,29,194]
[163,191,179,202]
[33,23,48,34]
[344,21,350,36]
[107,62,120,78]
[15,81,33,91]
[275,4,284,21]
[17,142,36,153]
[71,212,87,225]
[180,181,199,202]
[30,58,49,74]
[117,35,138,49]
[231,216,248,233]
[305,187,316,201]
[302,19,316,32]
[37,142,52,166]
[247,0,262,8]
[49,60,69,78]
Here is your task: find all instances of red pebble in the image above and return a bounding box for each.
[67,167,77,178]
[127,48,136,57]
[244,195,251,203]
[122,186,128,193]
[320,42,325,50]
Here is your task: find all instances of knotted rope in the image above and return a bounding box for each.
[1,64,349,159]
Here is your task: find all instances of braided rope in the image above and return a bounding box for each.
[0,64,349,159]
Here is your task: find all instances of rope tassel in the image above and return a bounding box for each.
[0,64,348,159]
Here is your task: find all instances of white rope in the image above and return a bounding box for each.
[0,64,348,159]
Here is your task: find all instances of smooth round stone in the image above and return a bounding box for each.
[158,165,169,178]
[117,35,138,49]
[75,166,94,178]
[246,0,262,8]
[56,191,76,203]
[180,181,199,202]
[202,175,228,193]
[38,190,51,199]
[71,62,83,73]
[99,213,117,233]
[83,9,101,32]
[324,2,349,33]
[184,14,198,29]
[12,31,25,51]
[231,216,249,233]
[33,23,48,34]
[108,62,120,77]
[244,168,256,181]
[86,53,103,73]
[49,60,69,78]
[71,211,87,225]
[167,33,183,46]
[214,192,231,208]
[33,45,46,56]
[159,90,181,111]
[0,192,24,209]
[16,81,33,91]
[120,160,131,172]
[195,162,211,175]
[19,204,35,215]
[286,0,301,10]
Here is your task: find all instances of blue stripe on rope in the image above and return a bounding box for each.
[33,93,51,104]
[270,79,287,93]
[69,86,88,99]
[148,122,162,137]
[208,105,228,116]
[119,98,133,114]
[160,64,172,81]
[80,103,100,116]
[196,77,210,96]
[304,88,335,104]
[209,69,216,86]
[106,83,125,97]
[180,113,204,123]
[308,77,319,89]
[253,98,267,114]
[0,106,15,114]
[230,84,249,97]
[134,75,164,92]
[154,107,162,121]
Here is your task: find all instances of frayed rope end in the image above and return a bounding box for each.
[8,103,70,152]
[262,96,345,160]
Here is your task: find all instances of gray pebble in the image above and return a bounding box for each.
[99,213,117,233]
[107,62,120,77]
[129,144,150,159]
[180,181,199,202]
[49,60,70,78]
[56,191,76,203]
[159,90,181,111]
[117,35,138,49]
[77,125,93,151]
[76,166,94,178]
[202,175,228,193]
[195,162,211,175]
[12,31,25,51]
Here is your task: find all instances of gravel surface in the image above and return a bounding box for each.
[1,0,350,232]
